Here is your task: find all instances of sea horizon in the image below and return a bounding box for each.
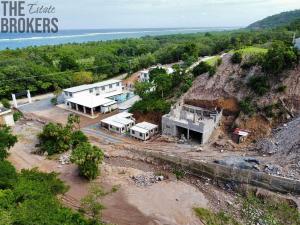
[0,27,240,50]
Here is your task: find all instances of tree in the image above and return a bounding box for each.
[80,184,119,222]
[72,72,93,86]
[0,126,17,160]
[59,55,79,71]
[192,61,212,76]
[71,143,104,180]
[134,81,153,99]
[263,41,298,75]
[0,160,17,189]
[71,131,88,149]
[231,52,242,64]
[153,73,173,98]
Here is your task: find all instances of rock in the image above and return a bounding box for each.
[131,173,164,187]
[264,164,282,176]
[58,152,71,165]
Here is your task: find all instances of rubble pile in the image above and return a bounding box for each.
[255,117,300,155]
[131,173,164,187]
[59,152,71,165]
[264,164,282,176]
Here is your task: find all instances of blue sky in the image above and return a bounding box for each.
[43,0,300,29]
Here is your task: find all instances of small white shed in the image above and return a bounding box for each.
[101,112,135,134]
[130,122,158,141]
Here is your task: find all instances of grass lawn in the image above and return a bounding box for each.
[231,46,268,57]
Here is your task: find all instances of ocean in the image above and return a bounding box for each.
[0,27,236,50]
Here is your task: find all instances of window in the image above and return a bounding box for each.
[132,130,135,134]
[64,92,68,96]
[116,82,120,86]
[139,133,143,137]
[146,133,149,137]
[89,89,93,93]
[109,84,113,89]
[102,86,105,91]
[69,93,73,97]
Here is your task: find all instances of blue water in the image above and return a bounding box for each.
[110,92,135,103]
[0,27,237,50]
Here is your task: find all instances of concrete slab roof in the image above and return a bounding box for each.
[67,94,116,108]
[101,112,134,127]
[64,79,121,93]
[131,122,158,134]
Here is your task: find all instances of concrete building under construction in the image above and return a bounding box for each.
[162,104,222,144]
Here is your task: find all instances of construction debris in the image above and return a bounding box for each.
[264,164,282,176]
[59,152,71,165]
[131,173,164,187]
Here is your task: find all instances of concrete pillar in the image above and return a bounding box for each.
[27,90,32,103]
[91,108,94,117]
[11,94,17,108]
[83,107,86,114]
[187,129,190,140]
[76,104,79,111]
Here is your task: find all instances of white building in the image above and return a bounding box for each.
[0,107,15,126]
[130,122,158,141]
[63,79,124,117]
[138,70,150,82]
[101,112,135,134]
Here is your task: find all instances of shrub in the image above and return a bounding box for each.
[0,126,18,160]
[13,111,23,122]
[231,52,242,64]
[71,131,88,149]
[0,160,17,189]
[130,98,171,114]
[247,75,270,96]
[194,208,240,225]
[239,98,255,115]
[276,85,287,93]
[0,99,10,109]
[192,61,212,76]
[71,143,104,180]
[50,97,58,106]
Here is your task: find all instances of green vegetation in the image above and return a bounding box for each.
[195,193,300,225]
[13,111,23,122]
[239,98,255,115]
[0,126,100,225]
[71,142,104,180]
[262,41,298,75]
[130,98,171,114]
[0,24,298,99]
[247,75,270,96]
[0,126,17,160]
[194,208,240,225]
[38,114,82,155]
[0,98,10,108]
[247,9,300,29]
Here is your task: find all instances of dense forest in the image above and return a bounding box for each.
[248,9,300,29]
[0,25,298,99]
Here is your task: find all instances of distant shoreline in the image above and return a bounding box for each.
[0,27,239,50]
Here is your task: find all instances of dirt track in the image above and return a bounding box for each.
[9,120,229,225]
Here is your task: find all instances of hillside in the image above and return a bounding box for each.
[184,52,300,140]
[248,9,300,29]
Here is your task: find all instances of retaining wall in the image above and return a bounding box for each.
[139,150,300,194]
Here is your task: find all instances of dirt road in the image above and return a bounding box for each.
[8,120,214,225]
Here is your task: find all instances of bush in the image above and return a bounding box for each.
[231,52,242,64]
[1,99,10,109]
[194,208,240,225]
[130,98,171,114]
[276,85,287,93]
[13,111,23,122]
[247,75,270,96]
[0,160,17,189]
[209,66,217,77]
[239,98,255,115]
[192,61,212,76]
[50,97,58,106]
[71,131,88,149]
[0,126,18,160]
[38,123,72,155]
[71,142,104,180]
